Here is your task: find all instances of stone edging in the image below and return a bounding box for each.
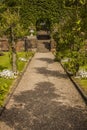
[60,62,87,105]
[0,54,34,116]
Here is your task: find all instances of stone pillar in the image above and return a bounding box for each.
[50,38,56,53]
[27,36,37,51]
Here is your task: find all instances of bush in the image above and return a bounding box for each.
[64,60,77,75]
[55,51,63,61]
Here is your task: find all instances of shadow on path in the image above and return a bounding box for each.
[0,81,87,130]
[35,67,68,79]
[36,57,54,64]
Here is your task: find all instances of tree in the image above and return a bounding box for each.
[0,9,25,72]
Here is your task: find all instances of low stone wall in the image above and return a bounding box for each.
[0,38,24,52]
[27,36,37,49]
[16,39,24,51]
[0,36,55,52]
[0,38,9,51]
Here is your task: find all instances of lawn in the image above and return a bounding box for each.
[77,65,87,95]
[0,51,34,106]
[17,51,33,72]
[74,78,87,95]
[0,52,11,71]
[0,51,33,72]
[0,78,13,106]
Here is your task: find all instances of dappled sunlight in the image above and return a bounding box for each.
[36,57,54,64]
[0,81,87,130]
[35,67,68,79]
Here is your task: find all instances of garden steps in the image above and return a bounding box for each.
[37,30,51,52]
[37,40,51,52]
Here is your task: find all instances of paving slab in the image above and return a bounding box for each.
[0,52,87,130]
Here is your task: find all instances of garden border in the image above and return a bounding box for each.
[60,62,87,105]
[0,54,34,116]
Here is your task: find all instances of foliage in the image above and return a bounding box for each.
[2,0,22,7]
[0,52,11,71]
[1,0,87,33]
[0,51,34,106]
[0,9,25,38]
[64,0,86,7]
[0,0,87,73]
[0,51,34,72]
[2,0,64,29]
[74,78,87,95]
[52,0,87,76]
[64,52,80,75]
[54,52,63,62]
[63,49,87,75]
[0,78,13,106]
[0,9,27,72]
[17,51,34,72]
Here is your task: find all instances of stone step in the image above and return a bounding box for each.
[36,30,51,53]
[37,30,50,40]
[37,35,50,40]
[37,40,51,52]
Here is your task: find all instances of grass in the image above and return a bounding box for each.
[17,51,33,72]
[74,78,87,95]
[0,51,34,106]
[0,78,13,106]
[0,52,11,71]
[0,51,34,72]
[80,65,87,71]
[78,65,87,95]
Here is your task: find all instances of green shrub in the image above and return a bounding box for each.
[55,52,63,61]
[64,60,77,75]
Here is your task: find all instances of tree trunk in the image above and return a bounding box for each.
[10,26,17,72]
[12,42,17,72]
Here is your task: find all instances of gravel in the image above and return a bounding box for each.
[0,52,87,130]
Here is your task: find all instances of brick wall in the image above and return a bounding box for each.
[0,38,9,51]
[0,36,38,52]
[16,40,24,51]
[0,38,25,52]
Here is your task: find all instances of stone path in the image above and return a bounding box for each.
[0,52,87,130]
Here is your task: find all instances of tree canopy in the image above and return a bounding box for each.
[0,0,87,35]
[0,0,87,74]
[1,0,64,28]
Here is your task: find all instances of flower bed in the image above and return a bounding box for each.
[0,70,18,79]
[0,51,34,106]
